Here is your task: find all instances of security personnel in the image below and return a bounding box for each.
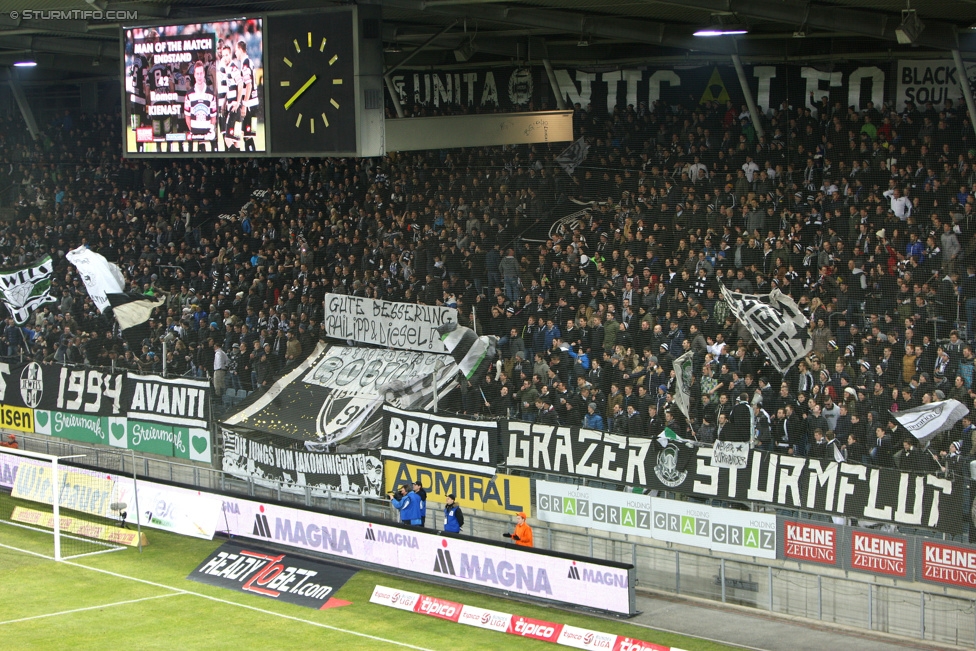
[413,480,428,527]
[503,512,534,547]
[443,494,464,533]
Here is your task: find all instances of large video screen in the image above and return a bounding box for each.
[122,18,265,155]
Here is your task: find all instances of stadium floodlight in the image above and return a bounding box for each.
[895,9,925,44]
[694,25,748,36]
[12,60,37,67]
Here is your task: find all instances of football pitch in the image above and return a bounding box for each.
[0,506,740,651]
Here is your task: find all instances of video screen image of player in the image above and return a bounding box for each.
[123,19,264,154]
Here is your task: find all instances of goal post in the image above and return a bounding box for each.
[0,446,130,561]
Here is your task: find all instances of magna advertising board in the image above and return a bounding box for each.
[216,495,635,615]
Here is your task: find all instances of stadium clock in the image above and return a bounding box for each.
[266,13,357,154]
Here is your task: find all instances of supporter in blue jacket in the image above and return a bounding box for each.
[390,484,422,526]
[443,494,464,533]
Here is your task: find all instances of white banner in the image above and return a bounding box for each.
[673,351,693,420]
[895,59,976,110]
[711,441,750,469]
[66,246,125,313]
[535,480,776,559]
[322,294,457,352]
[889,399,970,446]
[217,493,634,614]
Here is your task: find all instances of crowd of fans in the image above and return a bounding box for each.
[1,86,976,478]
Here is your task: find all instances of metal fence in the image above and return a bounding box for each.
[14,432,976,647]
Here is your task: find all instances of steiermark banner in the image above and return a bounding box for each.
[33,409,211,463]
[535,480,776,559]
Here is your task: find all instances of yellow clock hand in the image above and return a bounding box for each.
[284,74,317,110]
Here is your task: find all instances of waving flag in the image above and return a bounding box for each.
[437,321,497,386]
[672,351,694,419]
[721,285,812,374]
[556,137,589,176]
[107,292,166,353]
[0,256,56,325]
[890,399,970,446]
[66,246,126,313]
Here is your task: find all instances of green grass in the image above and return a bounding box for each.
[0,502,740,651]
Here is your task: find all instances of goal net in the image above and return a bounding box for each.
[0,447,132,560]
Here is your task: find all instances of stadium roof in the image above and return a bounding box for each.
[2,0,976,80]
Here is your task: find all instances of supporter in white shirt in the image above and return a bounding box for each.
[882,186,912,220]
[741,155,759,183]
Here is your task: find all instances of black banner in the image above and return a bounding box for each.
[502,421,964,535]
[389,63,891,115]
[382,405,499,477]
[221,430,384,498]
[120,373,211,429]
[188,541,358,609]
[0,361,125,416]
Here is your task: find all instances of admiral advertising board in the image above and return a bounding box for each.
[535,480,775,559]
[216,494,635,614]
[384,460,530,517]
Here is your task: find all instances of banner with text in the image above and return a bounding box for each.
[536,480,776,559]
[503,422,964,534]
[0,361,125,416]
[322,294,456,353]
[382,405,498,477]
[224,343,455,447]
[221,429,384,498]
[895,59,976,110]
[384,460,530,518]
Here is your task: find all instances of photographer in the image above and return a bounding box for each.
[388,484,423,527]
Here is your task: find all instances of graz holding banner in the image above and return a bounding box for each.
[535,480,776,559]
[323,293,456,353]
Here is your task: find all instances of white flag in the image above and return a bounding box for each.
[673,350,694,420]
[721,285,812,374]
[556,137,589,176]
[66,246,126,313]
[890,399,970,446]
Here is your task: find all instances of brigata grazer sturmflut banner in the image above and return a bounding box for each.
[322,293,457,353]
[503,421,964,534]
[382,405,499,477]
[217,492,636,614]
[221,430,384,498]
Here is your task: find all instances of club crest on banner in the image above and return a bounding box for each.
[19,362,43,408]
[508,68,533,106]
[653,445,687,488]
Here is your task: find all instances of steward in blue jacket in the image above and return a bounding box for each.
[390,485,422,526]
[443,494,464,533]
